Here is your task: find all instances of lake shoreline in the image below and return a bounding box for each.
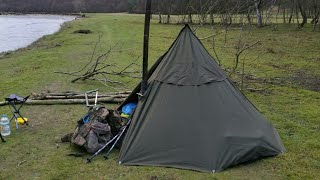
[0,14,77,55]
[0,11,83,17]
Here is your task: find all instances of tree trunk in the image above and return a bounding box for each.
[186,0,192,24]
[288,9,293,23]
[167,14,170,24]
[313,15,319,31]
[187,9,192,23]
[297,0,307,28]
[158,13,162,23]
[229,15,232,25]
[283,8,286,23]
[166,1,172,24]
[157,1,162,23]
[312,0,319,31]
[210,12,214,24]
[247,8,252,25]
[295,5,300,27]
[209,0,214,25]
[239,14,244,24]
[254,0,263,28]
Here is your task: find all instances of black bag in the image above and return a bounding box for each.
[106,109,129,148]
[107,110,127,135]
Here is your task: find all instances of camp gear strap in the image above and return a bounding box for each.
[82,114,90,124]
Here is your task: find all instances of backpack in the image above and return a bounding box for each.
[71,105,112,153]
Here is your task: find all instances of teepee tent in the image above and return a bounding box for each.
[118,25,285,172]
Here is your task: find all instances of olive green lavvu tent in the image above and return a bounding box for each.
[118,25,285,172]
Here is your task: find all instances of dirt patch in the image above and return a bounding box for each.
[231,68,320,93]
[264,62,319,91]
[286,70,320,92]
[305,57,320,62]
[266,47,277,54]
[269,70,320,92]
[42,82,64,93]
[73,29,92,34]
[268,63,285,69]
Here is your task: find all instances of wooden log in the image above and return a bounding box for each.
[0,97,126,106]
[44,91,131,96]
[31,94,129,100]
[31,91,132,100]
[41,92,79,96]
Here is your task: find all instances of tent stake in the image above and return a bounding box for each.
[141,0,152,94]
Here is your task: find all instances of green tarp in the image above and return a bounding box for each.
[118,25,285,172]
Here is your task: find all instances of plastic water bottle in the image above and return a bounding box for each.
[0,114,11,136]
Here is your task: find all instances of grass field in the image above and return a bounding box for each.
[0,13,319,179]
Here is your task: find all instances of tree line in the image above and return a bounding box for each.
[0,0,128,13]
[1,0,319,30]
[149,0,319,30]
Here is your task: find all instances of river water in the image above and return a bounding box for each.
[0,14,75,53]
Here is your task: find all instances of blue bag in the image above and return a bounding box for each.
[122,103,137,115]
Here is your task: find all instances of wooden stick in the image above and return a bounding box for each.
[17,160,27,167]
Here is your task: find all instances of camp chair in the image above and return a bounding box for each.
[5,94,30,128]
[85,89,99,107]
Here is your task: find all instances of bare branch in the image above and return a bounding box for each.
[199,30,225,40]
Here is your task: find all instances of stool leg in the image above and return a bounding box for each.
[8,101,29,126]
[14,113,19,129]
[0,133,5,142]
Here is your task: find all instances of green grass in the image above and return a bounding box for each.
[0,13,319,179]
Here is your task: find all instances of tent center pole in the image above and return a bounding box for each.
[141,0,152,94]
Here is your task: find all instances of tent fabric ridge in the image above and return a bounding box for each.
[154,62,226,85]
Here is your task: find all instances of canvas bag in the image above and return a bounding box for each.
[71,106,112,153]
